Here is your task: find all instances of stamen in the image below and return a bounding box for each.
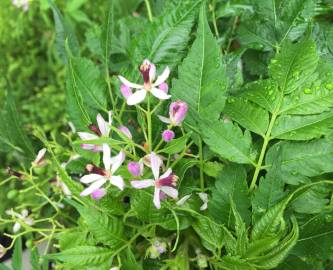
[85,164,106,176]
[88,124,102,136]
[156,174,178,187]
[140,61,151,84]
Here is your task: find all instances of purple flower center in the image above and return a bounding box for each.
[86,164,107,176]
[140,62,151,85]
[88,124,102,136]
[156,174,178,188]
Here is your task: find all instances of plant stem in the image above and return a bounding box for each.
[198,137,205,191]
[144,0,153,22]
[211,4,219,37]
[249,112,278,191]
[147,94,152,152]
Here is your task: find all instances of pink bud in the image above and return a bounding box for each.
[91,188,106,200]
[158,82,169,93]
[162,130,175,142]
[118,125,132,139]
[120,84,132,99]
[128,161,142,177]
[169,101,188,126]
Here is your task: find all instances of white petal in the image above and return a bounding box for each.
[34,148,46,164]
[131,179,155,189]
[151,87,171,100]
[13,222,21,233]
[149,63,156,82]
[97,113,110,136]
[197,192,208,203]
[200,202,208,211]
[80,178,106,196]
[158,115,171,124]
[110,175,125,190]
[118,75,143,89]
[80,174,103,184]
[153,67,170,86]
[111,151,125,173]
[150,152,161,180]
[102,143,112,170]
[161,186,178,199]
[108,111,113,125]
[160,168,172,179]
[176,194,192,206]
[153,187,161,209]
[24,217,34,226]
[127,89,147,106]
[78,132,98,140]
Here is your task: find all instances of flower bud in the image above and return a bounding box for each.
[158,82,169,93]
[120,84,132,99]
[162,130,175,142]
[118,125,132,139]
[127,161,143,177]
[91,188,106,200]
[0,244,6,259]
[147,240,167,259]
[169,101,188,126]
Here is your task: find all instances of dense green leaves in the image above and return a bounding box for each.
[172,4,227,126]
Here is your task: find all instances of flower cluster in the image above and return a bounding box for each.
[77,59,190,209]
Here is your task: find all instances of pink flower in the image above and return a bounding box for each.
[128,161,143,177]
[162,130,175,142]
[118,59,171,105]
[118,125,132,139]
[158,82,169,93]
[78,112,112,152]
[158,101,188,126]
[131,152,178,209]
[80,148,125,196]
[120,84,132,99]
[91,188,106,200]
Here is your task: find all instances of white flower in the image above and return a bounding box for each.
[80,149,125,196]
[131,152,178,209]
[12,0,29,11]
[118,59,171,105]
[32,148,47,167]
[6,209,34,233]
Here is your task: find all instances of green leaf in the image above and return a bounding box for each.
[241,79,281,114]
[46,246,112,267]
[293,209,333,260]
[66,56,108,130]
[67,200,126,249]
[49,0,79,62]
[209,164,251,226]
[192,214,224,252]
[252,149,286,220]
[158,132,191,154]
[271,110,333,140]
[251,198,289,241]
[248,217,299,269]
[100,0,114,64]
[269,40,318,94]
[30,248,42,270]
[203,161,223,178]
[12,238,22,270]
[120,248,143,270]
[131,0,201,68]
[224,97,269,136]
[200,120,255,165]
[217,255,256,270]
[0,90,34,158]
[265,139,333,179]
[172,3,227,126]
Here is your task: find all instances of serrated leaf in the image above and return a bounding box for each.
[49,0,79,62]
[192,214,224,252]
[224,97,269,136]
[172,3,227,126]
[131,0,201,68]
[200,120,255,165]
[217,255,256,270]
[209,164,251,226]
[120,248,143,270]
[67,200,126,249]
[46,246,112,267]
[269,40,318,94]
[271,110,333,140]
[265,139,333,179]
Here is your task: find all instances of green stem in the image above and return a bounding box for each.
[144,0,153,22]
[147,94,152,152]
[198,137,205,191]
[211,4,219,37]
[249,112,278,191]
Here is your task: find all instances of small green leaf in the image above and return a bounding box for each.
[159,132,191,154]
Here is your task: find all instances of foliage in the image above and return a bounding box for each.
[1,0,333,269]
